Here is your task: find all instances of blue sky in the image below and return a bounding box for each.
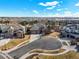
[0,0,79,17]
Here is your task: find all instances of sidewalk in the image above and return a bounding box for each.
[0,39,10,47]
[20,49,69,59]
[3,34,41,53]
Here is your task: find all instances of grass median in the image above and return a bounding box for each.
[32,51,79,59]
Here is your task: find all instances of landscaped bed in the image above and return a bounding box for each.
[31,51,79,59]
[29,49,65,54]
[0,35,30,51]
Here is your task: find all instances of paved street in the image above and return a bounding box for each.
[8,36,62,58]
[0,55,5,59]
[0,53,7,59]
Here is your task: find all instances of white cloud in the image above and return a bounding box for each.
[63,11,79,17]
[74,12,79,16]
[39,1,59,6]
[63,11,72,16]
[46,6,56,10]
[64,8,69,11]
[57,9,62,11]
[54,11,72,17]
[52,13,62,17]
[57,8,69,12]
[75,2,79,7]
[33,10,39,14]
[52,11,79,17]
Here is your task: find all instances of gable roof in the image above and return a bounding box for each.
[0,24,10,33]
[30,23,47,30]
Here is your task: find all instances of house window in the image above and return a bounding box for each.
[13,33,17,37]
[0,29,2,33]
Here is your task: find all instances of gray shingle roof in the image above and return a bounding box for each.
[0,24,10,32]
[61,24,79,39]
[30,23,47,30]
[63,24,79,33]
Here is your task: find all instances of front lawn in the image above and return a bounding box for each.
[0,35,30,51]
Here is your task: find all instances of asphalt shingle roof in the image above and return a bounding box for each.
[30,23,47,30]
[0,24,10,33]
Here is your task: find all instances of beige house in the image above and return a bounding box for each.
[30,23,48,35]
[0,24,25,39]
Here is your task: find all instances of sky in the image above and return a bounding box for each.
[0,0,79,17]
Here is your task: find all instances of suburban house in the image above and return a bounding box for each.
[25,24,32,34]
[30,23,48,35]
[0,24,25,39]
[60,24,79,39]
[10,24,25,38]
[13,29,25,38]
[0,24,13,39]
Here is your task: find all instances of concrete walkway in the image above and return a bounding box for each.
[20,37,70,59]
[0,39,10,47]
[2,35,76,59]
[20,49,69,59]
[3,34,41,53]
[0,52,12,59]
[0,53,6,59]
[59,38,77,51]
